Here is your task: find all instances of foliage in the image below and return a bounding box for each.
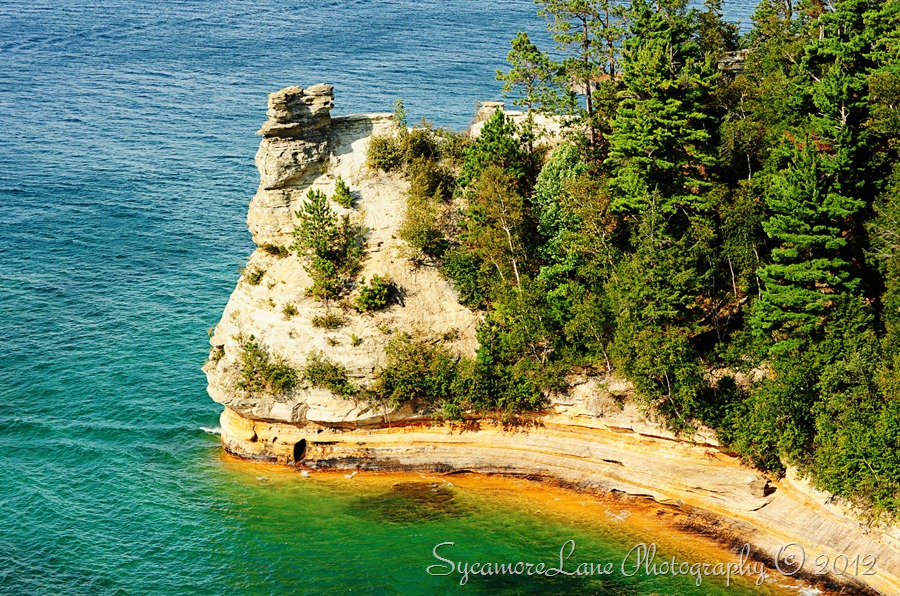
[366,100,442,173]
[440,249,492,308]
[303,351,357,398]
[366,134,405,172]
[433,128,473,169]
[275,0,900,514]
[496,30,565,117]
[311,311,346,329]
[333,175,354,208]
[354,275,394,312]
[261,243,289,258]
[207,345,224,365]
[282,303,298,318]
[535,0,627,147]
[236,335,299,395]
[606,0,718,215]
[371,333,458,409]
[291,189,364,302]
[459,166,529,289]
[399,158,452,262]
[531,144,589,265]
[368,331,542,417]
[243,265,265,286]
[751,141,863,353]
[458,110,539,191]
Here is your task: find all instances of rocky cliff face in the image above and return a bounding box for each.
[205,85,900,595]
[250,84,335,246]
[203,84,479,427]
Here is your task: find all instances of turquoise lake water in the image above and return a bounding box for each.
[0,1,800,594]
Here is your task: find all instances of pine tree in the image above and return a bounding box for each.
[606,0,719,215]
[291,189,363,302]
[496,31,565,115]
[458,110,537,191]
[752,140,863,352]
[609,196,710,423]
[535,0,626,146]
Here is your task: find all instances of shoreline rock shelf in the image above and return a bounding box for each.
[205,85,900,596]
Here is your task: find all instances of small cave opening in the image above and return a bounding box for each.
[293,439,307,463]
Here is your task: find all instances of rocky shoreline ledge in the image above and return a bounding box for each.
[205,85,900,595]
[218,404,899,595]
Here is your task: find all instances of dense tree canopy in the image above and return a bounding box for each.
[376,0,900,516]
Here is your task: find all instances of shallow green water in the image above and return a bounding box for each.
[204,461,797,595]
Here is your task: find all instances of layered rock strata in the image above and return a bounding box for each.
[206,85,900,596]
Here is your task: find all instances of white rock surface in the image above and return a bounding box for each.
[204,86,479,427]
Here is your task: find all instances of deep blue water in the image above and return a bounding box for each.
[0,1,761,594]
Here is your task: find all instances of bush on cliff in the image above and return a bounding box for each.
[291,189,364,302]
[303,351,357,398]
[370,332,458,410]
[236,335,299,396]
[366,100,444,173]
[354,274,395,312]
[366,332,543,419]
[242,265,265,286]
[366,134,405,172]
[333,175,354,208]
[399,158,454,263]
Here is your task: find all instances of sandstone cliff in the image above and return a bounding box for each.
[203,84,479,426]
[205,85,900,595]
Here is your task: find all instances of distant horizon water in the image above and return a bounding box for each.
[1,1,774,594]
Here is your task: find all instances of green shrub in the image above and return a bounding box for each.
[311,311,345,329]
[400,197,447,262]
[261,243,290,258]
[366,134,405,172]
[366,100,443,173]
[282,303,299,318]
[372,333,458,409]
[434,128,472,169]
[350,333,362,347]
[408,157,454,202]
[243,265,265,286]
[291,189,364,302]
[440,249,490,308]
[304,351,357,397]
[399,160,453,263]
[207,345,225,364]
[403,126,440,163]
[458,110,538,191]
[333,175,354,208]
[354,275,394,312]
[236,335,299,395]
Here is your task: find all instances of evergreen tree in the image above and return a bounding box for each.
[458,110,538,191]
[606,0,719,215]
[291,189,363,302]
[752,140,863,352]
[609,195,713,424]
[496,31,566,115]
[535,0,626,146]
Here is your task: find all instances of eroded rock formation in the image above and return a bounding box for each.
[204,84,479,427]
